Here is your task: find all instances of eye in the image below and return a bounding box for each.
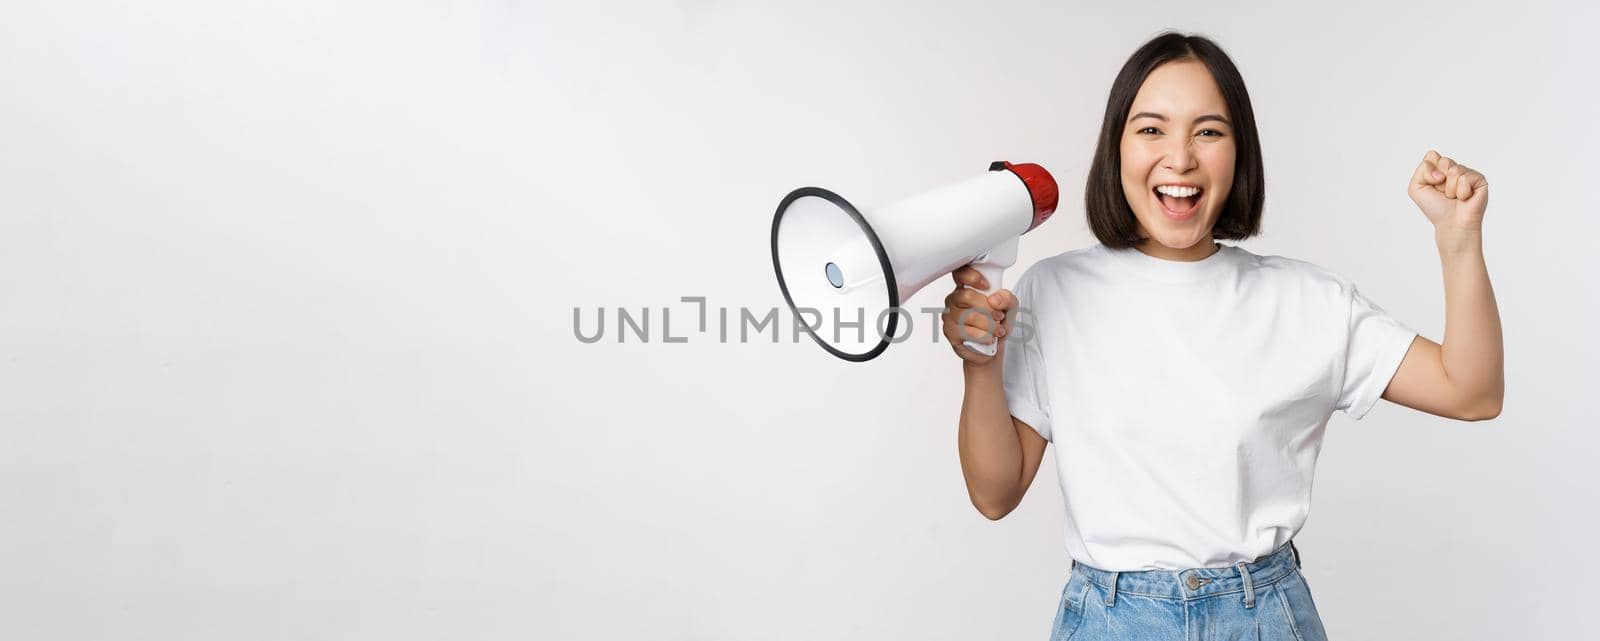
[1137,126,1161,135]
[1197,129,1225,138]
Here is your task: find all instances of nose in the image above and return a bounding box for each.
[1161,136,1198,174]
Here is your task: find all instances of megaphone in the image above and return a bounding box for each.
[770,161,1058,361]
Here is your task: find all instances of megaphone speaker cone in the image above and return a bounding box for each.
[770,187,899,362]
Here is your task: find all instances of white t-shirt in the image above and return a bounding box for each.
[1002,242,1417,571]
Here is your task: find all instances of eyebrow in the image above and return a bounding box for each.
[1128,112,1232,127]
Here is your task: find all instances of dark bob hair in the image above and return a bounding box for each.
[1086,32,1264,248]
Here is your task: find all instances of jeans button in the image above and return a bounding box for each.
[1186,574,1206,590]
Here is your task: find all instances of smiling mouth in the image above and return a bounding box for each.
[1153,186,1203,216]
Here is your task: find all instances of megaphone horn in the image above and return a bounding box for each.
[771,161,1058,361]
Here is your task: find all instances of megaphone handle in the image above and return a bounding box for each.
[962,237,1019,357]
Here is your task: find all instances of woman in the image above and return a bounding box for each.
[942,32,1504,640]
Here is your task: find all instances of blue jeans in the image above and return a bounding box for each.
[1049,541,1327,641]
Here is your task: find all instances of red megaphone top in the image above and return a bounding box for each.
[991,161,1059,232]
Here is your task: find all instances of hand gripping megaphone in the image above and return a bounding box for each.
[770,161,1058,361]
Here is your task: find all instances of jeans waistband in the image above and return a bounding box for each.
[1070,540,1302,604]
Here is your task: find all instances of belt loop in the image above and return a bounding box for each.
[1235,561,1255,608]
[1290,540,1302,569]
[1104,571,1119,607]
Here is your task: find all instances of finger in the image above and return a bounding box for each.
[986,289,1017,326]
[946,288,986,309]
[947,304,995,332]
[1466,171,1488,194]
[987,288,1018,312]
[962,289,994,311]
[1468,175,1489,204]
[1443,168,1462,199]
[944,308,997,346]
[951,266,987,290]
[962,314,999,340]
[957,305,995,330]
[953,324,994,346]
[1457,171,1477,200]
[1436,155,1455,174]
[1411,151,1444,188]
[953,313,998,344]
[946,324,983,356]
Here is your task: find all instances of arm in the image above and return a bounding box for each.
[943,268,1049,520]
[1382,151,1505,421]
[959,363,1049,520]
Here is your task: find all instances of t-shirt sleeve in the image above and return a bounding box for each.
[1002,272,1052,441]
[1335,284,1419,420]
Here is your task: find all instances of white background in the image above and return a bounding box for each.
[2,1,1596,639]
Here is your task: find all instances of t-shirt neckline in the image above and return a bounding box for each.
[1102,242,1245,284]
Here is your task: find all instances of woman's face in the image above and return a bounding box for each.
[1119,59,1236,255]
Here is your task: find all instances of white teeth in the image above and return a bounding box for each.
[1156,185,1200,197]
